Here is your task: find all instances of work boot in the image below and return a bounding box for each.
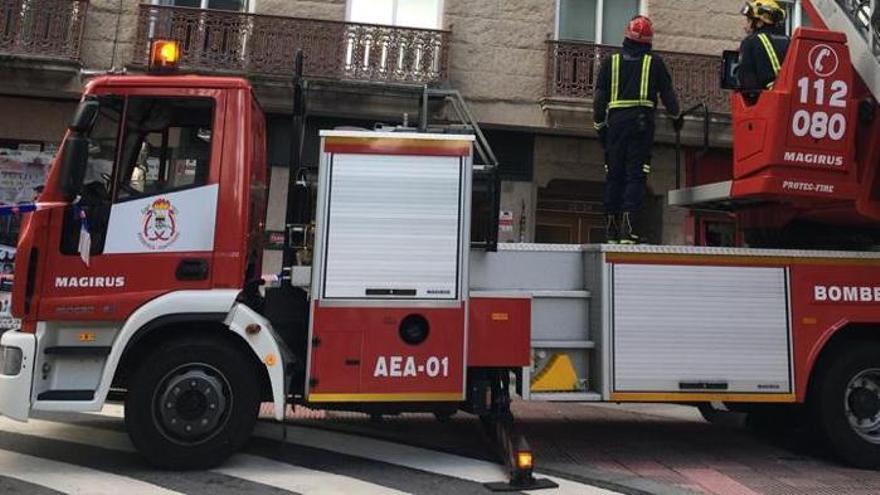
[605,214,620,244]
[619,212,640,244]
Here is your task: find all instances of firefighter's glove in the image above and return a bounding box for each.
[594,122,608,148]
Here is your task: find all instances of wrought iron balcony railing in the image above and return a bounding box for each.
[133,4,450,85]
[545,40,730,115]
[0,0,88,62]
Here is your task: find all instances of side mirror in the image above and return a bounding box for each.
[58,135,89,201]
[69,99,100,133]
[720,50,741,90]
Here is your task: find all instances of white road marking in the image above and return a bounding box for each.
[217,453,409,495]
[0,416,135,453]
[0,449,182,495]
[254,423,619,494]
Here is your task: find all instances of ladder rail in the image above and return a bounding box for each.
[421,87,500,168]
[419,87,502,252]
[808,0,880,101]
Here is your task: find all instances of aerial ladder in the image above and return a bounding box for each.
[669,0,880,249]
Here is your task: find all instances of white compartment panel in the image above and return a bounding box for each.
[612,264,791,393]
[323,153,462,299]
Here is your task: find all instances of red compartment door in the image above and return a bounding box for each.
[309,301,465,402]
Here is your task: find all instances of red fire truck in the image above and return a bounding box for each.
[1,0,880,487]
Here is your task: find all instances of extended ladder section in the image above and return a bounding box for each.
[810,0,880,101]
[669,2,879,217]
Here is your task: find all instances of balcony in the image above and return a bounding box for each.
[132,4,450,86]
[544,40,730,116]
[0,0,88,62]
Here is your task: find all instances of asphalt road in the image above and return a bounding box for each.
[0,405,616,495]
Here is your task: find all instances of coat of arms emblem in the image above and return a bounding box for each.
[139,198,179,249]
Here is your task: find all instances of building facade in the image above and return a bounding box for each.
[0,0,812,273]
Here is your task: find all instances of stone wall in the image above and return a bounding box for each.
[444,0,555,129]
[80,0,139,71]
[648,0,744,55]
[0,97,76,143]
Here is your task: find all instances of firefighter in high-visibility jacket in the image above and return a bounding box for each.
[593,15,679,244]
[738,0,789,95]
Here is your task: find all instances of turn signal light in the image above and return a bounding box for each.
[149,39,180,72]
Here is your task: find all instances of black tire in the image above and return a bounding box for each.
[125,336,261,469]
[810,343,880,468]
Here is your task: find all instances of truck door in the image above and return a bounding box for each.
[37,92,225,322]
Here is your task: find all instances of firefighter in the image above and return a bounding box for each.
[594,15,680,244]
[738,0,789,95]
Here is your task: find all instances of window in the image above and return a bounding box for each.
[61,96,124,256]
[347,0,443,29]
[154,0,251,12]
[82,97,124,198]
[556,0,642,45]
[782,0,811,34]
[115,97,214,202]
[61,97,215,256]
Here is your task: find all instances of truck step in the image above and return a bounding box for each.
[44,346,111,357]
[36,390,95,401]
[532,339,595,349]
[528,391,602,402]
[531,290,591,299]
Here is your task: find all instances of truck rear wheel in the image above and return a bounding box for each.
[125,336,261,469]
[811,344,880,468]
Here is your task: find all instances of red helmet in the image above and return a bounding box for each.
[624,15,654,44]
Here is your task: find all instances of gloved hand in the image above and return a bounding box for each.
[671,114,684,132]
[598,126,608,149]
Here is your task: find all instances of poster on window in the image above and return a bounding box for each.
[0,147,53,331]
[0,244,17,331]
[0,148,53,204]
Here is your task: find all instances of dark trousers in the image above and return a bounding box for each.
[603,113,654,214]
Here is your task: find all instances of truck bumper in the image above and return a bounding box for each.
[0,330,35,421]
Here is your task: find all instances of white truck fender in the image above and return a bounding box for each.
[225,303,288,421]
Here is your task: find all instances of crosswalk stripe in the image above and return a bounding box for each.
[255,423,506,483]
[0,416,136,453]
[0,449,182,495]
[217,453,409,495]
[0,474,65,494]
[254,423,618,494]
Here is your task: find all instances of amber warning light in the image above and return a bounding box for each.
[149,39,180,72]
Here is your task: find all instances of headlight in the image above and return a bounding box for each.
[0,346,22,376]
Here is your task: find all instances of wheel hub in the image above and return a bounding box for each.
[156,367,228,443]
[845,369,880,443]
[850,387,880,420]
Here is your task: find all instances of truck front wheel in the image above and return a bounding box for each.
[125,336,261,469]
[811,344,880,468]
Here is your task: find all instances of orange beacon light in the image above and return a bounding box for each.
[149,39,181,72]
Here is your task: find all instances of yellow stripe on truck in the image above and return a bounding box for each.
[611,392,797,403]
